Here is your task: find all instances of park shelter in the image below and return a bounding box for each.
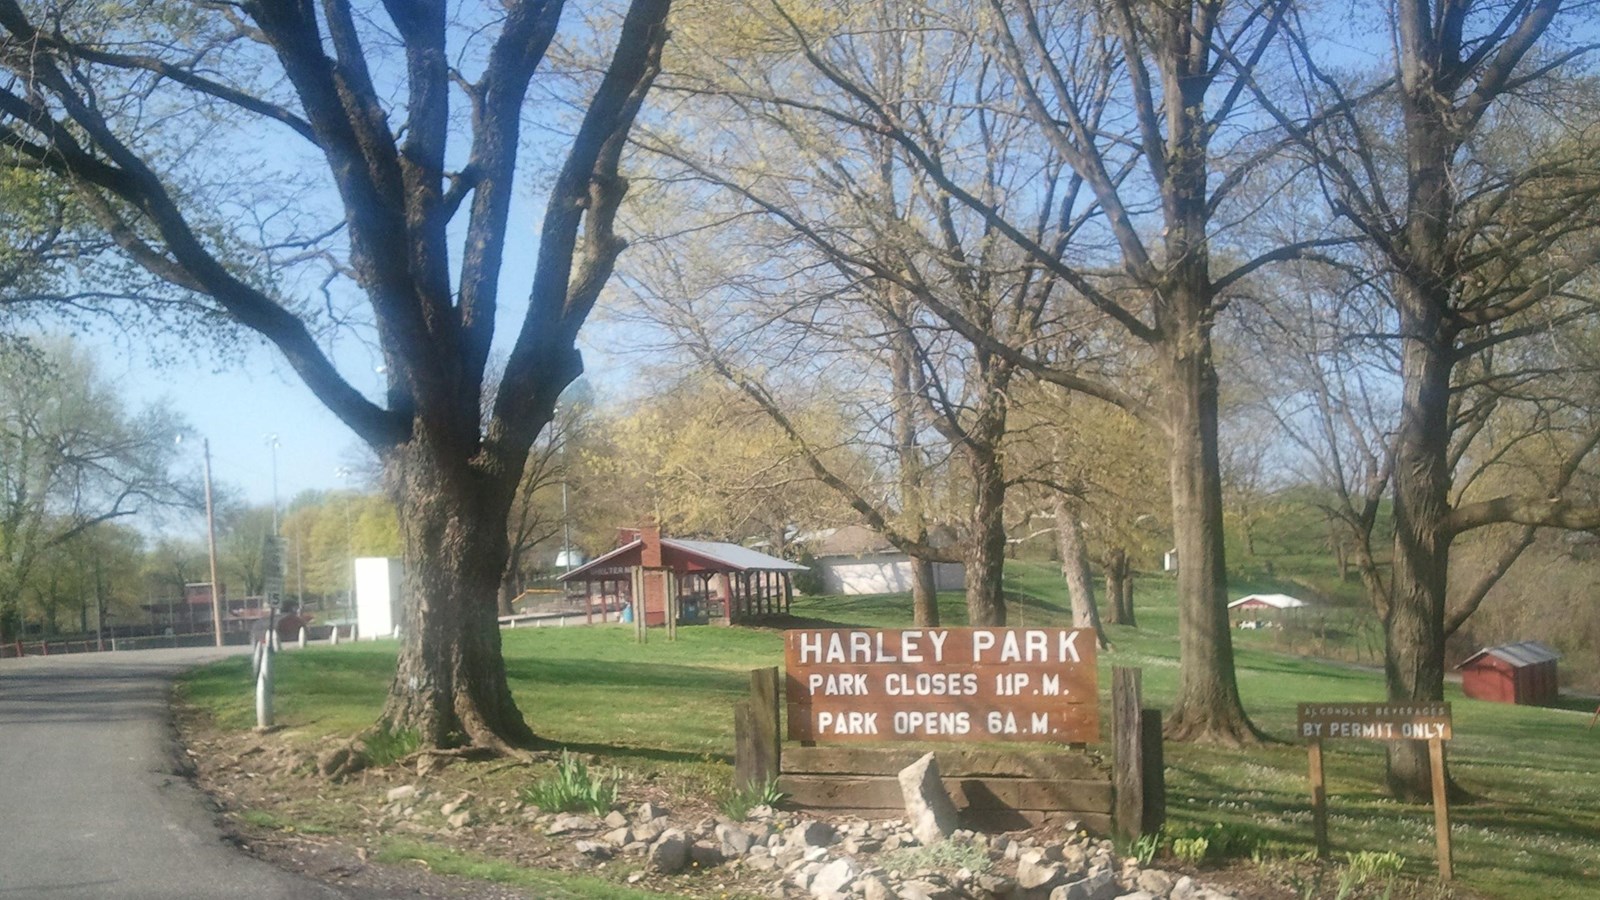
[1226,593,1310,628]
[1457,641,1560,706]
[1227,593,1310,612]
[559,526,808,626]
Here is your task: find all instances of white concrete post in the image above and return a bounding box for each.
[255,643,274,730]
[297,626,307,649]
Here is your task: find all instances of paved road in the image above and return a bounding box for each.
[0,647,349,900]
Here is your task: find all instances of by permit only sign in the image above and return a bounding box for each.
[1297,703,1452,741]
[785,627,1098,744]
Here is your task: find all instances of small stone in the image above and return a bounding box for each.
[386,785,418,803]
[633,822,662,844]
[898,879,951,900]
[803,846,829,862]
[788,820,837,849]
[446,811,471,829]
[790,862,821,890]
[1135,870,1174,897]
[1169,876,1196,900]
[439,794,469,817]
[638,801,668,822]
[976,873,1015,894]
[897,752,959,846]
[1049,870,1116,900]
[546,814,592,835]
[602,827,633,846]
[810,858,858,897]
[746,855,779,872]
[1017,850,1068,891]
[604,810,628,828]
[574,840,611,858]
[690,840,724,868]
[1113,893,1157,900]
[716,822,756,857]
[747,804,776,820]
[647,829,690,874]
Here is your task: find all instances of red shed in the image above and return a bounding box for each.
[1457,641,1560,706]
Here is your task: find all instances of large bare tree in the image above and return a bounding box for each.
[1256,0,1600,796]
[0,0,672,751]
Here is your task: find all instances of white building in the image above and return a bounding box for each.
[809,525,965,596]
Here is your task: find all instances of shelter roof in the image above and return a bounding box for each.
[1227,593,1310,610]
[559,537,806,581]
[1457,641,1559,670]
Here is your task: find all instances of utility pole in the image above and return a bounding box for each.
[265,433,280,535]
[203,438,223,647]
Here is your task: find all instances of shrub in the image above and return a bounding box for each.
[718,777,786,820]
[520,751,619,815]
[362,726,421,768]
[1337,850,1406,898]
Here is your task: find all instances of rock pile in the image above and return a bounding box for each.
[368,757,1236,900]
[467,795,1239,900]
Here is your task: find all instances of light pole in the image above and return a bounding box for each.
[336,466,356,621]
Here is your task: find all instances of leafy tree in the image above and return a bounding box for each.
[0,338,187,640]
[584,372,858,549]
[646,0,1333,742]
[0,0,673,750]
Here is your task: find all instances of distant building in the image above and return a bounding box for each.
[1227,593,1310,628]
[141,583,269,636]
[559,525,807,626]
[807,525,965,596]
[1458,641,1560,706]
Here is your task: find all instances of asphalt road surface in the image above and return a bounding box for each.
[0,646,350,900]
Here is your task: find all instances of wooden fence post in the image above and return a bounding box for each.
[735,666,781,790]
[1114,667,1163,841]
[1113,667,1141,841]
[1307,737,1329,858]
[1140,707,1165,836]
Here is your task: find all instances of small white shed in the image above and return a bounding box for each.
[809,525,965,596]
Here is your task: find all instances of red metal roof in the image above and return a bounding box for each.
[559,537,806,581]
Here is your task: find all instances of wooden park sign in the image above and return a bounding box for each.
[1297,702,1454,880]
[785,627,1098,744]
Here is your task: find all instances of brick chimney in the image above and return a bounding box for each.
[639,523,662,568]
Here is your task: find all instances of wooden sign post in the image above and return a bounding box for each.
[1297,703,1454,880]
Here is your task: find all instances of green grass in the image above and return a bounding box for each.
[176,562,1600,899]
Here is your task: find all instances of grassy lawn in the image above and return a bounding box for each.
[176,563,1600,898]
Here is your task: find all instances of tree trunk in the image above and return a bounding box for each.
[964,439,1008,626]
[380,436,535,751]
[1119,565,1135,627]
[1160,328,1258,744]
[497,560,519,618]
[1384,280,1456,800]
[909,554,940,627]
[1054,492,1106,647]
[890,293,939,630]
[1103,547,1128,626]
